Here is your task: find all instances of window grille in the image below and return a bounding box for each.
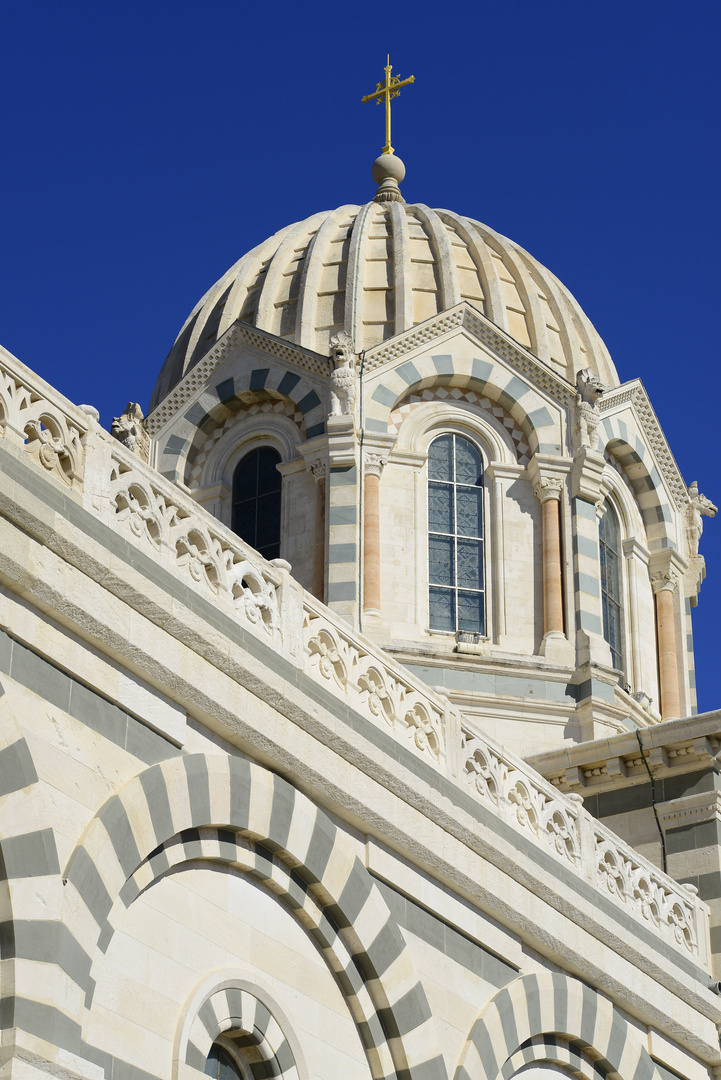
[231,447,282,560]
[599,500,623,670]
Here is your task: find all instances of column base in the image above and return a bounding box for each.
[539,630,575,665]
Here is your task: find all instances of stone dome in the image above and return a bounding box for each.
[150,201,619,410]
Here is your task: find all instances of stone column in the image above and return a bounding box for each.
[534,476,565,637]
[363,453,385,616]
[307,458,326,604]
[651,569,681,720]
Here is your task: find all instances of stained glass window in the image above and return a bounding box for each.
[231,447,282,560]
[599,500,623,670]
[428,434,484,633]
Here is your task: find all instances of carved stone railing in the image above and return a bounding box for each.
[303,596,447,766]
[0,343,708,964]
[0,345,90,488]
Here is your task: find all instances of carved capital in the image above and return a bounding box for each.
[533,476,563,503]
[364,452,387,479]
[307,457,327,479]
[650,569,678,594]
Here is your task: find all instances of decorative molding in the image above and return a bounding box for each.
[364,452,387,478]
[599,381,689,511]
[533,476,564,503]
[146,323,330,435]
[362,303,575,408]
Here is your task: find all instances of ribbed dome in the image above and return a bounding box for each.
[150,202,618,411]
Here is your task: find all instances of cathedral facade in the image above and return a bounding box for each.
[0,149,719,1080]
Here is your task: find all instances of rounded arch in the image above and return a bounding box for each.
[598,416,676,548]
[365,353,563,457]
[63,753,446,1080]
[454,973,661,1080]
[396,399,517,465]
[174,970,309,1080]
[203,412,301,491]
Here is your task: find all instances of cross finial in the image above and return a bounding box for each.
[361,56,415,156]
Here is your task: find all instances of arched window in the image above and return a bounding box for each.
[231,447,282,560]
[428,433,485,633]
[599,499,623,670]
[205,1043,244,1079]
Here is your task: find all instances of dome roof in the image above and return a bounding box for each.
[150,201,618,411]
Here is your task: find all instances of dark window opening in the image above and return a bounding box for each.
[599,499,623,670]
[231,447,282,560]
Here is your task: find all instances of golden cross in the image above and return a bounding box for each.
[361,56,415,156]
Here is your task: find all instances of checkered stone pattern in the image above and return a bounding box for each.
[389,388,530,465]
[61,754,445,1080]
[188,399,303,487]
[185,985,298,1079]
[454,971,663,1080]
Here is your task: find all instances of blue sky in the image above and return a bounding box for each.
[2,0,719,710]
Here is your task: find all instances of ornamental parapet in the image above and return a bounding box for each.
[0,343,709,966]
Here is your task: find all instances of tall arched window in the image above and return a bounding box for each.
[205,1043,244,1079]
[599,499,623,670]
[428,433,485,633]
[231,446,282,560]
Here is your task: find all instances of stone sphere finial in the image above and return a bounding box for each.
[372,153,406,203]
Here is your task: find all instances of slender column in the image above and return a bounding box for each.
[534,477,565,636]
[363,454,386,615]
[308,458,326,604]
[492,472,507,639]
[651,570,681,720]
[622,538,648,699]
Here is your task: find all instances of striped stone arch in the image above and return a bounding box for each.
[599,415,674,544]
[455,973,661,1080]
[160,362,327,483]
[182,983,298,1079]
[63,753,446,1080]
[364,353,562,456]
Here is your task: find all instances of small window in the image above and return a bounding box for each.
[231,447,282,560]
[428,433,485,633]
[599,500,623,670]
[205,1043,244,1079]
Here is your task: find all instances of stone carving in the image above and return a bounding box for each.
[575,368,606,451]
[111,402,150,461]
[650,569,677,594]
[328,332,357,417]
[303,604,445,764]
[595,830,697,952]
[108,448,280,636]
[307,456,327,479]
[686,481,717,556]
[24,415,82,484]
[533,476,563,503]
[364,452,387,478]
[463,729,580,864]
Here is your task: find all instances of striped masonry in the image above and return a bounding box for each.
[454,972,663,1080]
[57,753,445,1080]
[161,365,326,483]
[185,985,298,1079]
[364,354,561,457]
[600,416,674,548]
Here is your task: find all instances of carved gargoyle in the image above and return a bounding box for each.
[328,332,357,418]
[111,402,150,461]
[574,368,606,451]
[686,481,717,556]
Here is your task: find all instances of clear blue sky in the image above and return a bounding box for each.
[2,0,719,711]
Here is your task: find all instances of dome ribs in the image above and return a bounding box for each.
[390,202,413,334]
[344,202,374,348]
[411,204,461,313]
[255,213,328,340]
[296,206,357,353]
[438,210,507,331]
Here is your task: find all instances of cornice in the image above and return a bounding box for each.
[598,379,689,511]
[146,323,329,436]
[528,711,721,795]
